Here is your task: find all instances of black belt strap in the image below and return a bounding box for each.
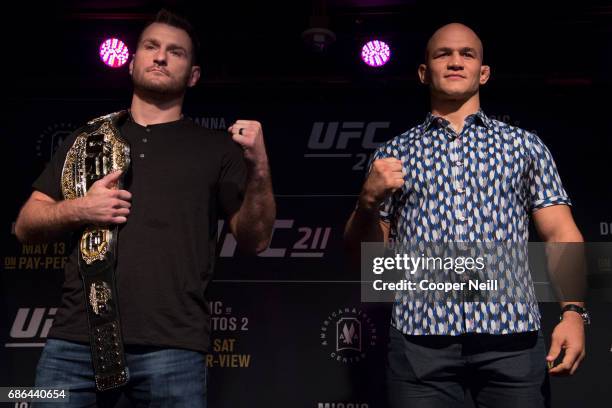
[79,225,129,391]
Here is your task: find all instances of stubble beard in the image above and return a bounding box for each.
[132,69,190,101]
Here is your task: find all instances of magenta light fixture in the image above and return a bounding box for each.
[99,38,129,68]
[361,40,391,67]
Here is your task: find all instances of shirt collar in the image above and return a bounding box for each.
[422,109,494,132]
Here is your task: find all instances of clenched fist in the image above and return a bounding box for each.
[359,158,405,210]
[228,120,269,168]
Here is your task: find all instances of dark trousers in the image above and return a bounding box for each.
[387,326,551,408]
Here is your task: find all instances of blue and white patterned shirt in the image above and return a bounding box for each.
[371,109,571,335]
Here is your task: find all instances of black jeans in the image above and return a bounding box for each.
[387,326,550,408]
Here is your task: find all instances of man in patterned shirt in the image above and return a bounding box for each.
[345,23,586,407]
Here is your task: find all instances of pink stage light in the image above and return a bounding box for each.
[361,40,391,67]
[99,38,129,68]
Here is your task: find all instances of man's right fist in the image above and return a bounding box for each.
[79,171,132,225]
[359,158,405,210]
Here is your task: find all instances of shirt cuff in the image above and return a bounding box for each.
[531,195,572,212]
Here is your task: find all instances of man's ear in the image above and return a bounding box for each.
[479,65,491,85]
[188,65,201,87]
[418,64,429,85]
[129,57,134,76]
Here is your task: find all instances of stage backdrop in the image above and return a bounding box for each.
[2,82,611,407]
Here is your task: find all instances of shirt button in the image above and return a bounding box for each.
[455,160,463,167]
[142,137,148,143]
[457,187,465,194]
[139,153,145,159]
[145,127,151,133]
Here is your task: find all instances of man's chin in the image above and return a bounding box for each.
[435,88,477,101]
[134,82,186,100]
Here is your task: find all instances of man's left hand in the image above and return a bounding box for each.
[229,120,268,167]
[546,312,585,376]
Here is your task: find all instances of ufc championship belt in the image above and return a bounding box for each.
[61,111,130,391]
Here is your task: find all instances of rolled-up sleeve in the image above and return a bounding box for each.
[526,133,572,212]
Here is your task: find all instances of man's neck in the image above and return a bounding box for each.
[130,92,184,126]
[430,93,481,134]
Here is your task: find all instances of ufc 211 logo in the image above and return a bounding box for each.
[305,121,390,171]
[218,220,332,258]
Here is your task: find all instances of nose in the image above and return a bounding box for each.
[447,51,463,71]
[153,49,167,66]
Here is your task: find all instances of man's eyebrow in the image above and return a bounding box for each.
[433,47,453,54]
[166,44,188,53]
[431,46,480,56]
[140,38,188,53]
[141,38,160,45]
[460,47,478,54]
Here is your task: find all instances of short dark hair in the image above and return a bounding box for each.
[138,9,201,65]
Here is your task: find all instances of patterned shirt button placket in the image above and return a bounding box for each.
[455,133,470,329]
[454,135,466,239]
